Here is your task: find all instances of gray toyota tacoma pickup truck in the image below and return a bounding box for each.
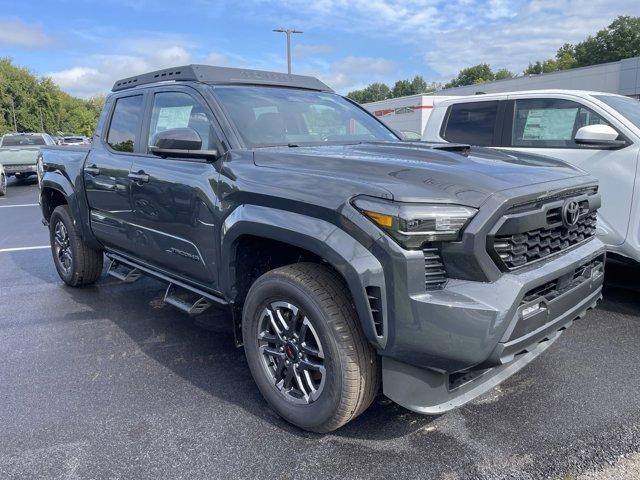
[38,65,605,432]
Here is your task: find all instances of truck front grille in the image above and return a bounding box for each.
[424,246,447,290]
[488,187,599,271]
[494,211,597,269]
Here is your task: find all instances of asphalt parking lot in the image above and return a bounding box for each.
[1,180,640,480]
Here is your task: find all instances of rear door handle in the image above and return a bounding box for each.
[128,171,150,183]
[84,165,100,176]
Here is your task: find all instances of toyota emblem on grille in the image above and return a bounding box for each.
[562,200,580,227]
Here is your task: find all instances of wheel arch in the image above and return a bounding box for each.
[40,172,102,250]
[221,204,388,348]
[40,185,69,223]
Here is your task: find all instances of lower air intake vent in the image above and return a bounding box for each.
[423,246,447,290]
[365,286,384,336]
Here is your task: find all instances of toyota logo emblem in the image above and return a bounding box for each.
[562,200,580,227]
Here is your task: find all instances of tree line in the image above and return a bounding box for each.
[0,58,104,137]
[347,15,640,103]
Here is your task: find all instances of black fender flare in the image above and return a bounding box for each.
[40,172,101,250]
[220,204,388,348]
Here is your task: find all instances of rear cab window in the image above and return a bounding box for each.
[441,101,499,146]
[1,134,47,147]
[106,95,144,152]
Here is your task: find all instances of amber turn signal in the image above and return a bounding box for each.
[363,210,394,228]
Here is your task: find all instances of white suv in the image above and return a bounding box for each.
[423,90,640,263]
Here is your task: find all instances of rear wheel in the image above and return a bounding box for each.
[49,205,103,286]
[243,263,380,433]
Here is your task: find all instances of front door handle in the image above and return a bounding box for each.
[128,171,150,183]
[84,165,100,176]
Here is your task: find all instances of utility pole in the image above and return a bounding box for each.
[273,28,303,74]
[9,96,17,132]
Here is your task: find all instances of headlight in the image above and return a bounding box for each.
[353,196,477,249]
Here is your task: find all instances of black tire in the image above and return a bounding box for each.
[243,262,380,433]
[0,173,6,196]
[49,205,103,287]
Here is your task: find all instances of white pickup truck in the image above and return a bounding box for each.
[423,90,640,263]
[0,132,56,181]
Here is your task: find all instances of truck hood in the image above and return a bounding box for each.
[253,142,588,207]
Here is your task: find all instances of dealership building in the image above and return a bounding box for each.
[437,56,640,99]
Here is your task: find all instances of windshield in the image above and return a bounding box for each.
[594,95,640,130]
[1,134,46,147]
[211,86,398,147]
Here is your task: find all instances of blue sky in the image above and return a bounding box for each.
[1,0,638,98]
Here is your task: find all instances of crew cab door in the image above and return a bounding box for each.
[127,87,223,289]
[84,93,145,254]
[497,95,639,247]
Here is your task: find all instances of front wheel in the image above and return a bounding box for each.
[49,205,103,286]
[243,263,380,433]
[0,173,6,196]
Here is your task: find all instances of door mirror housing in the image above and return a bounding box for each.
[575,124,627,149]
[149,127,219,161]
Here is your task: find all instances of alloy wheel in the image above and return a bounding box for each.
[54,221,72,274]
[258,301,326,404]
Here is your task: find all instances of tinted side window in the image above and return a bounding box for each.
[511,98,613,148]
[148,92,218,151]
[443,101,498,146]
[107,95,144,152]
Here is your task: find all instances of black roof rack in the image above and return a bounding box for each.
[112,64,333,92]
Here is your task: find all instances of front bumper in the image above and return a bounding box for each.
[381,237,605,414]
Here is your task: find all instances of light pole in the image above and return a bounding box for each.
[273,28,303,74]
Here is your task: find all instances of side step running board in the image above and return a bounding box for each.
[107,258,143,283]
[163,284,212,316]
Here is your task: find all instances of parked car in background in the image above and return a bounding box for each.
[38,65,605,432]
[0,132,56,181]
[362,94,455,139]
[61,135,91,146]
[0,163,6,196]
[423,90,640,264]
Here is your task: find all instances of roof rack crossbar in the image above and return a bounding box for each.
[111,64,333,93]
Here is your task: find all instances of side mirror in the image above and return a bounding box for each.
[149,127,219,161]
[575,124,626,149]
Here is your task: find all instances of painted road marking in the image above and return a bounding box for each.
[0,203,39,208]
[0,246,49,253]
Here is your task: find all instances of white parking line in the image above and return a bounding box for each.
[0,203,39,208]
[0,246,49,253]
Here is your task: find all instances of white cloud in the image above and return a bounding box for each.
[47,67,104,95]
[204,52,230,65]
[305,55,398,91]
[485,0,517,20]
[0,18,53,47]
[46,34,199,98]
[293,43,335,57]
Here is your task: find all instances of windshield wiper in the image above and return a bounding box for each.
[287,143,299,147]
